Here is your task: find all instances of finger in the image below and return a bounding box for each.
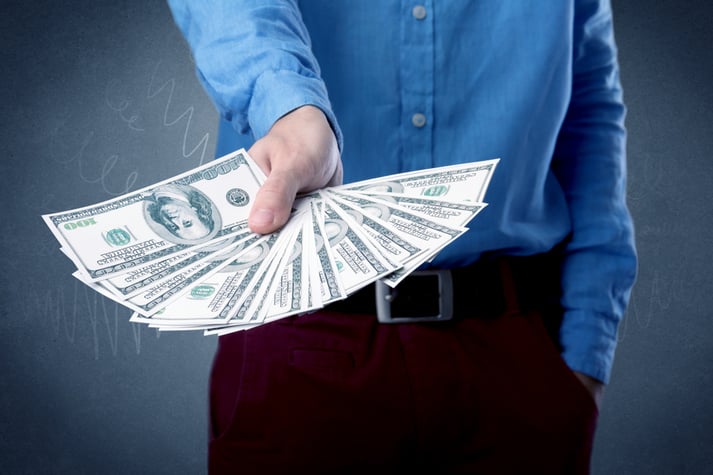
[247,139,273,178]
[326,159,343,188]
[248,170,299,234]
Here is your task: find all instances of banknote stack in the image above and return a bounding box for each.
[42,149,498,335]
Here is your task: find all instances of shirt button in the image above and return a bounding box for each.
[411,113,427,128]
[412,5,427,20]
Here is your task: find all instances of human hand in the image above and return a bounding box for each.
[247,105,342,234]
[573,371,605,410]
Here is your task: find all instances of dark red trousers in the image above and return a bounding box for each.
[208,271,598,474]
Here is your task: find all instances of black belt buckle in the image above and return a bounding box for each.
[375,270,454,323]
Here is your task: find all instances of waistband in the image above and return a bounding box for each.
[325,251,564,323]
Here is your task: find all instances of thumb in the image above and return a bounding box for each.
[248,170,299,234]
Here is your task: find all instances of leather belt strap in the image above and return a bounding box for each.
[325,252,563,322]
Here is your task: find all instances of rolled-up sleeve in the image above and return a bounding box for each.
[553,0,638,383]
[167,0,343,149]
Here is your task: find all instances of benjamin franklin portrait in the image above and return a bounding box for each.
[144,184,222,245]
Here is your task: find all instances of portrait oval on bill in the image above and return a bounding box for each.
[360,201,392,221]
[324,217,349,246]
[144,184,222,245]
[221,241,271,272]
[359,181,404,194]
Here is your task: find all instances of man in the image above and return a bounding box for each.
[145,183,218,243]
[167,1,637,473]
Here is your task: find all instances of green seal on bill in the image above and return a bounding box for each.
[226,188,250,207]
[103,228,131,246]
[422,185,449,197]
[191,285,216,299]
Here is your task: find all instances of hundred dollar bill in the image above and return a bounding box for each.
[211,245,286,330]
[163,203,341,333]
[141,233,277,332]
[307,200,346,306]
[321,201,400,294]
[325,191,468,286]
[201,320,262,336]
[126,240,247,317]
[300,210,320,310]
[77,239,245,317]
[263,213,319,321]
[98,251,196,298]
[203,199,335,330]
[212,233,282,325]
[337,191,487,228]
[232,205,313,325]
[213,210,305,327]
[129,234,266,326]
[321,192,426,268]
[340,158,499,203]
[129,311,231,332]
[43,149,264,281]
[97,235,248,299]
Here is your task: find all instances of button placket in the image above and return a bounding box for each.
[411,113,427,128]
[400,0,434,170]
[412,5,427,20]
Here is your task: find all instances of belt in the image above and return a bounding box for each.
[325,252,563,324]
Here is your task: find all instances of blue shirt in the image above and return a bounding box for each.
[167,0,637,384]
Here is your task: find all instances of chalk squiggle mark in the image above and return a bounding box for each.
[147,61,211,166]
[46,121,139,196]
[618,264,684,343]
[105,78,146,132]
[28,280,143,358]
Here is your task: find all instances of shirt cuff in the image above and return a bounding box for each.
[559,309,620,384]
[246,69,344,151]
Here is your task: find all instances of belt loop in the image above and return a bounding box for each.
[497,258,521,316]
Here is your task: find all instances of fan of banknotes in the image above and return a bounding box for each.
[42,149,498,335]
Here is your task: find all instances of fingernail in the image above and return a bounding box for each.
[250,209,275,228]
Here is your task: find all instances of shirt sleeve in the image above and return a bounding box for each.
[166,0,343,149]
[552,0,637,384]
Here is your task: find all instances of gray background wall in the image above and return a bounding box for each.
[1,1,711,473]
